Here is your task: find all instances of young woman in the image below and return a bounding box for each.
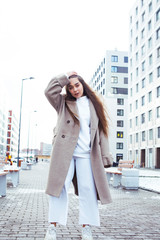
[44,72,113,240]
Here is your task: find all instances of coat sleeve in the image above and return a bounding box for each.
[44,74,70,112]
[99,130,113,168]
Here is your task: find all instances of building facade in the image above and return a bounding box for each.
[0,83,8,159]
[6,110,18,159]
[89,50,128,163]
[128,0,160,168]
[40,142,52,156]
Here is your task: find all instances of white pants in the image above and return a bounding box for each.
[48,156,100,226]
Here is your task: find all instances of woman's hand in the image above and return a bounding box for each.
[67,71,78,78]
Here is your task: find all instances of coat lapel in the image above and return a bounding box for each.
[65,100,79,120]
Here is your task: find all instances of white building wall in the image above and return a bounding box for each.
[0,82,8,158]
[89,50,128,163]
[129,0,160,168]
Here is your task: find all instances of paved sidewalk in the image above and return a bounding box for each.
[0,162,160,240]
[139,169,160,193]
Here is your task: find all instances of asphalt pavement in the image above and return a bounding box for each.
[0,162,160,240]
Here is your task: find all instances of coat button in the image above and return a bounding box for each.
[62,135,65,138]
[67,120,70,124]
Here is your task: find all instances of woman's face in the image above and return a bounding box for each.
[67,77,84,99]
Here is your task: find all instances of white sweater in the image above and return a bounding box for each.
[73,96,91,158]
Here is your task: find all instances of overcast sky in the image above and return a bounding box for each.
[0,0,136,150]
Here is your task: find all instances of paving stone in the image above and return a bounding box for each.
[0,162,160,239]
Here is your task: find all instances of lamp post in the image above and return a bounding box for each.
[17,77,34,167]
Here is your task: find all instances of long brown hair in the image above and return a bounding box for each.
[65,75,109,137]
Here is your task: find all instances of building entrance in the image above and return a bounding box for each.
[156,148,160,169]
[141,149,145,168]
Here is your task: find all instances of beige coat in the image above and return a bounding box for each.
[45,74,113,204]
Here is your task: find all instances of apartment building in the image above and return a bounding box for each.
[128,0,160,168]
[6,110,18,159]
[0,83,8,159]
[89,50,128,163]
[40,142,52,156]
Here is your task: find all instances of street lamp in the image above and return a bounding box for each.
[17,77,34,167]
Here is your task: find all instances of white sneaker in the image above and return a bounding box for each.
[82,225,93,240]
[44,224,56,240]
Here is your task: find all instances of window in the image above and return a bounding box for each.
[141,0,144,7]
[117,120,124,127]
[142,78,145,88]
[149,54,152,65]
[136,83,139,93]
[141,28,145,39]
[156,8,160,21]
[116,154,123,161]
[142,61,145,71]
[130,88,132,97]
[149,129,153,140]
[112,88,117,94]
[157,66,160,78]
[157,106,160,118]
[142,131,145,141]
[124,77,128,84]
[135,36,138,46]
[157,47,160,58]
[130,103,132,112]
[124,56,128,63]
[117,132,123,138]
[111,76,118,83]
[136,6,138,15]
[157,86,160,97]
[149,72,153,83]
[111,66,118,72]
[103,89,105,95]
[117,98,124,105]
[103,78,105,84]
[135,100,138,109]
[141,96,145,106]
[117,143,123,149]
[142,11,145,22]
[130,135,132,144]
[130,16,132,24]
[141,45,145,55]
[148,20,152,31]
[130,119,132,128]
[141,113,145,124]
[149,2,152,13]
[117,109,124,116]
[130,44,132,52]
[112,88,128,95]
[148,91,152,102]
[148,110,152,121]
[156,27,160,40]
[111,55,118,62]
[130,58,132,67]
[136,52,138,61]
[135,116,138,126]
[136,67,139,77]
[136,133,138,142]
[136,21,139,30]
[158,127,160,138]
[148,37,152,48]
